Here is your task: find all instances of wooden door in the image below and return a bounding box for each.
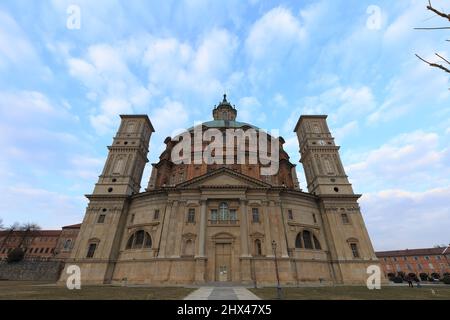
[215,243,231,281]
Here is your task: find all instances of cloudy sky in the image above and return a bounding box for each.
[0,0,449,251]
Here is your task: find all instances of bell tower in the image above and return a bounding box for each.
[294,115,354,195]
[294,115,381,284]
[93,115,154,196]
[61,115,154,285]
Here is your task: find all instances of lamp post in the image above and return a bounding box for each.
[272,240,283,299]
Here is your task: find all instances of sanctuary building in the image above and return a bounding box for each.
[60,95,380,285]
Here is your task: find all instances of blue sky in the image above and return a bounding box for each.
[0,0,449,250]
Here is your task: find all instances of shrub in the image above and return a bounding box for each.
[392,276,403,283]
[419,273,429,281]
[431,273,440,280]
[7,247,24,263]
[442,275,450,285]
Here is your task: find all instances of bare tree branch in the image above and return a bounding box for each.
[414,26,450,30]
[416,54,450,73]
[435,53,450,65]
[427,0,450,22]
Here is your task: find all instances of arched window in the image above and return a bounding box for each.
[63,239,72,250]
[86,239,99,258]
[295,233,303,248]
[313,235,321,250]
[255,239,262,256]
[126,234,135,249]
[126,230,152,250]
[302,230,313,249]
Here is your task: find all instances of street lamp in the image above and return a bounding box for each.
[272,240,283,299]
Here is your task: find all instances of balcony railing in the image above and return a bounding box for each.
[209,219,239,225]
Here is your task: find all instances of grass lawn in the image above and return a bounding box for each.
[250,285,450,300]
[0,281,194,300]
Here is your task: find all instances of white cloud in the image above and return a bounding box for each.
[334,120,359,142]
[0,185,85,229]
[367,58,450,124]
[362,186,450,250]
[68,43,151,134]
[151,98,189,135]
[245,7,306,62]
[347,130,450,191]
[0,11,39,69]
[238,96,266,123]
[143,28,239,98]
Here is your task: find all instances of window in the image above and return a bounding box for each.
[393,257,397,262]
[154,209,160,220]
[97,214,106,223]
[418,263,423,270]
[312,214,317,224]
[63,239,72,250]
[407,264,412,271]
[288,210,293,220]
[252,208,260,223]
[219,202,229,220]
[45,248,49,253]
[403,257,407,261]
[350,243,360,258]
[86,243,97,258]
[436,256,441,260]
[211,209,218,221]
[255,239,262,256]
[425,256,430,260]
[295,233,302,248]
[229,209,237,222]
[341,213,350,224]
[302,230,313,249]
[134,230,145,247]
[414,256,418,261]
[313,235,321,250]
[130,214,135,223]
[125,230,152,250]
[187,208,195,223]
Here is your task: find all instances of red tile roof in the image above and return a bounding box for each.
[376,247,449,257]
[62,223,82,229]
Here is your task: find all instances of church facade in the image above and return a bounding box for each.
[60,96,380,285]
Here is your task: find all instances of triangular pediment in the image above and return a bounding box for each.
[177,167,271,189]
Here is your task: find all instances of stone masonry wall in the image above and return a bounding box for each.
[0,260,64,281]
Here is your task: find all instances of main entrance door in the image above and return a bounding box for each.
[215,243,231,282]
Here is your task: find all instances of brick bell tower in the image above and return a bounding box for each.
[294,115,381,284]
[62,115,154,284]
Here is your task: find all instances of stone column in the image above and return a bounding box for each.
[195,200,207,283]
[240,200,250,257]
[196,200,207,257]
[262,202,273,257]
[158,201,173,258]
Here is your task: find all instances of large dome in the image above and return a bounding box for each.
[147,95,299,190]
